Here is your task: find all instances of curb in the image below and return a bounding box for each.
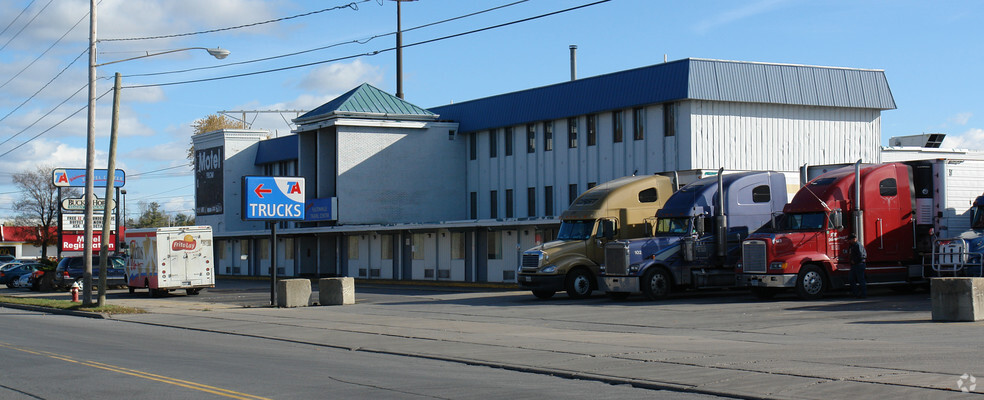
[217,275,518,290]
[0,302,110,319]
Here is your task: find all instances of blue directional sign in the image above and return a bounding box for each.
[242,176,306,221]
[52,168,125,188]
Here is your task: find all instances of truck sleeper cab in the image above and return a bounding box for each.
[738,162,922,299]
[519,175,674,299]
[603,171,787,300]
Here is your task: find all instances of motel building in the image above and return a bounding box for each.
[193,57,901,283]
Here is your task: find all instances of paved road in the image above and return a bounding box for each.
[3,280,983,399]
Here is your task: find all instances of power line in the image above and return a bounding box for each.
[0,81,89,148]
[0,88,114,159]
[129,164,191,177]
[0,0,36,40]
[0,48,88,124]
[124,0,610,90]
[99,1,373,42]
[124,0,530,79]
[0,0,53,53]
[0,6,90,91]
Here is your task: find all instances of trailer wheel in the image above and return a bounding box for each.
[531,290,555,299]
[795,265,826,300]
[128,286,135,294]
[564,268,593,299]
[186,288,201,296]
[641,267,672,300]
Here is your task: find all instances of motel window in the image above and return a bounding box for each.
[505,189,514,218]
[381,235,393,260]
[505,127,514,156]
[470,192,477,219]
[664,103,676,137]
[451,232,465,260]
[284,237,294,261]
[490,190,498,219]
[469,134,477,160]
[586,114,597,146]
[347,237,358,260]
[613,110,623,143]
[489,128,497,158]
[569,184,579,206]
[527,187,536,217]
[633,107,645,140]
[568,118,578,148]
[526,124,536,153]
[488,232,502,260]
[259,238,270,260]
[412,233,425,260]
[544,121,553,151]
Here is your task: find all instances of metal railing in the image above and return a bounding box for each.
[929,240,984,277]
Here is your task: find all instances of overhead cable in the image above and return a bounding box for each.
[0,48,88,124]
[99,1,372,42]
[0,88,113,159]
[0,6,90,91]
[124,0,610,89]
[0,0,53,53]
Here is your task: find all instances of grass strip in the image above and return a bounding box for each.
[0,295,146,314]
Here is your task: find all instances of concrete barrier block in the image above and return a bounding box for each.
[931,278,984,322]
[319,277,355,305]
[277,279,312,308]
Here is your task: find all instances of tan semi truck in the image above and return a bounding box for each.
[518,173,699,299]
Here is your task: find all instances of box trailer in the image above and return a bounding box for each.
[126,226,215,297]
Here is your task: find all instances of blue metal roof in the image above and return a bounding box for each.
[429,58,896,133]
[296,83,437,123]
[254,134,298,165]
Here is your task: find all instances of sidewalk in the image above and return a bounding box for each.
[70,287,981,400]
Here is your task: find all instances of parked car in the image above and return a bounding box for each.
[53,256,127,290]
[0,254,15,264]
[0,263,41,288]
[12,271,33,288]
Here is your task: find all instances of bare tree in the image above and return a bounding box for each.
[12,165,79,260]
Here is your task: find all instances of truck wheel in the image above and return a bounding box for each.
[532,290,555,299]
[795,265,826,300]
[750,287,779,300]
[565,269,593,299]
[642,267,671,300]
[607,292,630,300]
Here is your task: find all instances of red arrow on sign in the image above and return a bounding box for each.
[254,184,272,198]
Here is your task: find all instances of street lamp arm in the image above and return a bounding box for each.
[96,47,229,67]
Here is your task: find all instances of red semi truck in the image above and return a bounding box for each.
[736,159,984,299]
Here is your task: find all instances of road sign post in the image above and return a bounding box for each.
[242,176,305,306]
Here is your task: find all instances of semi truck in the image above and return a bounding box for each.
[126,226,215,297]
[737,159,984,299]
[518,174,679,299]
[603,170,788,300]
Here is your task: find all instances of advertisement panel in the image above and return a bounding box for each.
[62,214,117,231]
[195,147,224,216]
[242,176,305,221]
[304,197,338,221]
[52,168,125,188]
[62,233,116,252]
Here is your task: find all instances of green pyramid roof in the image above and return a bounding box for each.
[296,83,437,122]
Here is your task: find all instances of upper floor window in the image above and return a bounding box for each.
[505,127,513,156]
[489,128,498,158]
[586,114,597,146]
[469,134,477,160]
[526,124,536,153]
[567,118,578,148]
[544,121,553,151]
[664,103,676,137]
[612,110,623,143]
[633,107,645,140]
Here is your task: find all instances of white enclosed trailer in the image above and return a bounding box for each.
[125,226,215,296]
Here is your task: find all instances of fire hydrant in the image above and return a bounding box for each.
[70,281,80,303]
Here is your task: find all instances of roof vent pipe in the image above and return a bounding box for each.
[569,45,577,81]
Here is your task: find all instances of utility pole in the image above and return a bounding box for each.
[395,0,416,99]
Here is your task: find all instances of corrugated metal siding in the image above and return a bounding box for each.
[688,100,880,172]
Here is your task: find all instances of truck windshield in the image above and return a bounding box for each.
[776,212,826,231]
[972,206,984,230]
[557,220,595,240]
[654,217,691,235]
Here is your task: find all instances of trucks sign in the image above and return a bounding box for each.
[242,176,305,221]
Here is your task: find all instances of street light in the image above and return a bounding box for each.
[84,1,231,306]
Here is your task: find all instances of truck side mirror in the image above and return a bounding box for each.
[830,210,844,230]
[598,219,616,240]
[694,216,705,236]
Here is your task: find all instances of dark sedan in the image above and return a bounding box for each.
[0,263,41,288]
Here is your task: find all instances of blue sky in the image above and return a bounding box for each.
[0,0,982,222]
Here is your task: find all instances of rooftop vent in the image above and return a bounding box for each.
[889,133,946,148]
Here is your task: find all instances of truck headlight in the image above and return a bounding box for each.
[769,262,786,271]
[540,265,557,273]
[629,264,640,273]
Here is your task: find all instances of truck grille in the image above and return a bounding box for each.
[742,241,767,273]
[521,252,541,273]
[605,243,630,276]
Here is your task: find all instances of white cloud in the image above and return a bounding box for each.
[297,59,383,93]
[949,112,973,126]
[694,0,790,34]
[941,128,984,150]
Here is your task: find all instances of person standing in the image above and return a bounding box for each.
[847,234,867,298]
